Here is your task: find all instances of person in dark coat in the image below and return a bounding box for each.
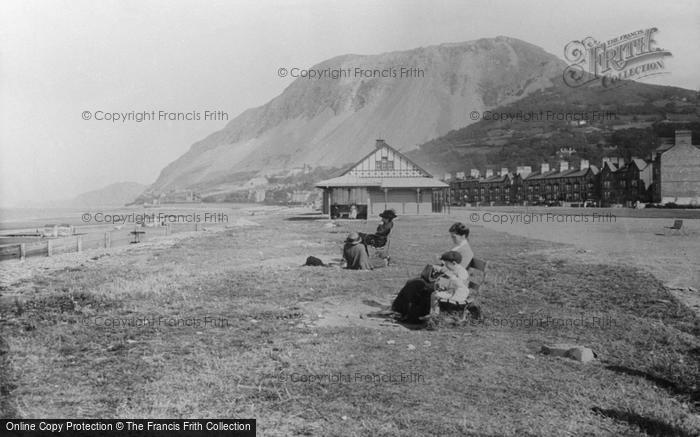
[391,279,433,323]
[390,264,446,323]
[342,232,372,270]
[359,209,396,250]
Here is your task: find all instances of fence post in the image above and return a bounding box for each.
[77,236,83,252]
[104,232,111,249]
[19,243,26,261]
[47,240,53,257]
[195,223,200,232]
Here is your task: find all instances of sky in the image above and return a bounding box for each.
[1,0,698,207]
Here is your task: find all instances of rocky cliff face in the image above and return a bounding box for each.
[72,182,147,207]
[149,36,567,194]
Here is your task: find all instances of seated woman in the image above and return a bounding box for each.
[359,209,396,250]
[448,222,474,268]
[342,232,372,270]
[391,251,469,323]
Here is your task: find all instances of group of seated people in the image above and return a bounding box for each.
[339,209,476,322]
[393,221,475,322]
[342,209,396,270]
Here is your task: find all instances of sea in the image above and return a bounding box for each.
[0,203,260,233]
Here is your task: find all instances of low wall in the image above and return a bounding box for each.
[0,223,204,262]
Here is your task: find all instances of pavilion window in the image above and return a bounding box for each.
[376,157,394,171]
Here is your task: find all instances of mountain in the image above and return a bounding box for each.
[70,182,147,207]
[146,36,567,197]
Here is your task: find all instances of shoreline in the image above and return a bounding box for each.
[0,203,293,233]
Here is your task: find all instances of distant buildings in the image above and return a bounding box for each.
[449,130,699,207]
[652,130,700,205]
[600,158,652,205]
[452,160,599,206]
[522,160,599,204]
[149,190,201,204]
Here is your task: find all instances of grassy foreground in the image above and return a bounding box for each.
[1,212,698,436]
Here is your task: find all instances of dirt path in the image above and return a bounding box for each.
[304,296,404,330]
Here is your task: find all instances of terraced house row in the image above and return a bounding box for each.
[449,130,700,207]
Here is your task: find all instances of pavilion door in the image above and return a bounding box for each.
[432,189,445,213]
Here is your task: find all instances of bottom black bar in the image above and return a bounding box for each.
[1,419,256,437]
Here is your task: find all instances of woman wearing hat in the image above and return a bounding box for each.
[359,209,396,251]
[342,232,372,270]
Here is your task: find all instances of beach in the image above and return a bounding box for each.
[0,207,698,435]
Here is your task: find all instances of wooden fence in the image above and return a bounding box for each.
[0,223,205,262]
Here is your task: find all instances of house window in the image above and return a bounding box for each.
[376,157,394,171]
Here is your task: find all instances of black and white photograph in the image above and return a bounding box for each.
[1,0,699,435]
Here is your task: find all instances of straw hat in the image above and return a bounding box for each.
[345,232,361,245]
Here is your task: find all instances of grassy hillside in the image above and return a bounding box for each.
[408,79,700,175]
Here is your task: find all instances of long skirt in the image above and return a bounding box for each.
[391,279,434,323]
[358,232,387,248]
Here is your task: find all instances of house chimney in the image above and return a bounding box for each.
[485,168,494,178]
[375,139,386,149]
[500,167,508,176]
[516,166,532,178]
[540,163,550,174]
[470,169,480,178]
[559,161,569,172]
[456,171,465,180]
[675,130,692,146]
[579,159,589,171]
[659,137,674,147]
